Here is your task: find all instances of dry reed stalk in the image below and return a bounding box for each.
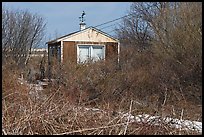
[123,100,133,135]
[53,122,132,135]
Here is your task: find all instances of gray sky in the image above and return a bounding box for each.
[3,2,132,47]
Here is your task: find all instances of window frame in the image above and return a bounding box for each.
[77,44,105,63]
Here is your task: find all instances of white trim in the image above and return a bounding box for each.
[61,41,63,63]
[118,42,120,64]
[76,44,106,63]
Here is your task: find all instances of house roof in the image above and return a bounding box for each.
[46,26,119,44]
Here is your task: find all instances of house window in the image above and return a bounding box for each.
[49,45,61,62]
[77,45,105,63]
[78,46,91,63]
[92,46,104,61]
[57,45,61,62]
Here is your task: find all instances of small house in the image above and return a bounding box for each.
[46,14,120,65]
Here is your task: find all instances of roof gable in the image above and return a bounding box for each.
[47,27,118,44]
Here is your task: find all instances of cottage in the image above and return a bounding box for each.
[46,14,120,65]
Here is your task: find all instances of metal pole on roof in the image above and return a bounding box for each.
[79,11,86,30]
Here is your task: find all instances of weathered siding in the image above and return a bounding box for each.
[62,28,117,43]
[63,41,76,63]
[62,41,118,64]
[106,42,118,60]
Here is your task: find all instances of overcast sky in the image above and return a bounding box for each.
[3,2,132,46]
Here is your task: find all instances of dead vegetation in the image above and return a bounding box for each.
[2,53,202,135]
[2,2,202,135]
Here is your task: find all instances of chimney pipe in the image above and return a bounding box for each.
[80,22,86,31]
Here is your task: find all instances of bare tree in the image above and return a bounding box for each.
[116,2,202,107]
[2,6,46,67]
[117,2,201,47]
[116,6,153,50]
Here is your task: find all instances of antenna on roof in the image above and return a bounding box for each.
[79,11,86,30]
[79,11,86,23]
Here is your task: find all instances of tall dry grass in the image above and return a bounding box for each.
[3,48,201,135]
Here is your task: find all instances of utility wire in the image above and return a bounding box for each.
[100,23,118,30]
[106,29,117,34]
[93,13,135,28]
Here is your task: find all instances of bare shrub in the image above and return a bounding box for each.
[2,2,201,135]
[115,2,202,120]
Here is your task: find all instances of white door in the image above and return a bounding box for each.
[78,46,90,63]
[92,46,104,61]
